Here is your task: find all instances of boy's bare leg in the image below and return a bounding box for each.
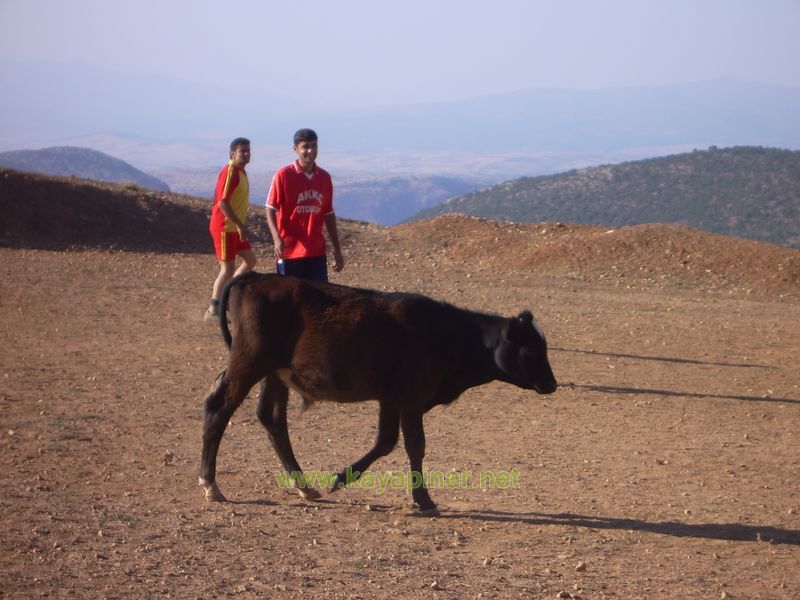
[233,249,257,277]
[212,260,237,302]
[206,251,256,320]
[206,260,234,321]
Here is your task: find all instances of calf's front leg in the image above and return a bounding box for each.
[400,411,439,516]
[330,401,400,493]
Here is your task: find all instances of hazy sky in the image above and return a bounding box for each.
[1,0,798,106]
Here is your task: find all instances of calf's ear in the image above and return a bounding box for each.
[506,310,534,344]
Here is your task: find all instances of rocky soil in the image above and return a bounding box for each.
[1,169,798,598]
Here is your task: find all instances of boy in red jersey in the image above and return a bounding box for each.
[205,137,257,321]
[265,128,344,281]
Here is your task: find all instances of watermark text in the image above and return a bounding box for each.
[275,468,520,494]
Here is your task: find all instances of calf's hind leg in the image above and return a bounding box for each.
[199,369,257,501]
[256,376,320,501]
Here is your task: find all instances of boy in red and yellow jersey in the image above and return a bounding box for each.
[205,137,257,320]
[265,128,344,282]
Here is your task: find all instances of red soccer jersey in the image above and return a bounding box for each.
[266,160,334,259]
[210,161,249,234]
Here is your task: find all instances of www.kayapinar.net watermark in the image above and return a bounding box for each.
[275,468,520,494]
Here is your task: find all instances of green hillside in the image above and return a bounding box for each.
[0,146,169,192]
[412,146,800,248]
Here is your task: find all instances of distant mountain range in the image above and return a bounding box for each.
[151,166,487,226]
[0,143,485,226]
[2,60,799,179]
[330,176,486,225]
[412,146,800,248]
[316,78,800,157]
[0,146,170,191]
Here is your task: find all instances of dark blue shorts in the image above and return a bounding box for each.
[277,256,328,282]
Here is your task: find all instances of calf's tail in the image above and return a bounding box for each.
[218,271,261,349]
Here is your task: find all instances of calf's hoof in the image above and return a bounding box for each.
[328,472,348,493]
[199,478,227,502]
[416,506,441,518]
[297,486,322,501]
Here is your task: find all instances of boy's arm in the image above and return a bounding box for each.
[265,172,285,260]
[324,212,344,272]
[220,201,251,241]
[265,207,284,260]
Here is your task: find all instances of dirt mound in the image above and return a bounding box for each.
[3,169,799,297]
[1,168,220,253]
[395,214,800,296]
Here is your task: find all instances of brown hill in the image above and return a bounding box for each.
[1,167,798,297]
[1,168,212,253]
[394,215,800,297]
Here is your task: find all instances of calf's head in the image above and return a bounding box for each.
[494,311,557,394]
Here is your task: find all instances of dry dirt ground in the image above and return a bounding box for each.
[1,171,799,598]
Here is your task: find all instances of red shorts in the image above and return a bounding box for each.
[211,230,252,262]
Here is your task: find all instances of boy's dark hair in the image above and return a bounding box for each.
[293,128,318,145]
[229,137,250,153]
